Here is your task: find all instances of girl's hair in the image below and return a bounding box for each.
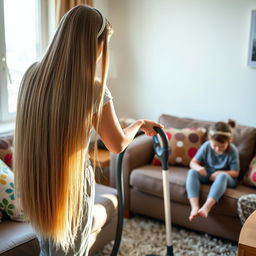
[14,5,113,251]
[209,119,236,143]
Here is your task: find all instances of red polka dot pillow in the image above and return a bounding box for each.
[152,127,206,167]
[243,155,256,187]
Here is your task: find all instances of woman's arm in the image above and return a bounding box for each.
[93,100,163,154]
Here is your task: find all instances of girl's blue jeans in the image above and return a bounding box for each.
[186,169,237,201]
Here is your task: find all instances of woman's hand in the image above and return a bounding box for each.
[197,167,207,176]
[140,120,164,136]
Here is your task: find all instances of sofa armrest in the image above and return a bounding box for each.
[109,134,154,213]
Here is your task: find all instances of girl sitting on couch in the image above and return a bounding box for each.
[186,120,240,222]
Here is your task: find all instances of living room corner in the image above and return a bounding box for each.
[0,0,256,256]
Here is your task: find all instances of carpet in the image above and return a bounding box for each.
[95,215,237,256]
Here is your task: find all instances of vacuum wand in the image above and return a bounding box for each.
[150,127,173,256]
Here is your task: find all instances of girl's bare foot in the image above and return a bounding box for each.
[189,207,199,222]
[198,198,216,219]
[198,206,210,218]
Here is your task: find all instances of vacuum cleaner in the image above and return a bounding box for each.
[110,127,174,256]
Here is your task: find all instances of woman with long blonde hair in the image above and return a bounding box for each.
[14,5,163,256]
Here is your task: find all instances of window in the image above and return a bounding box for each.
[0,0,54,124]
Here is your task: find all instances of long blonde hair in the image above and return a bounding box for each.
[14,5,112,251]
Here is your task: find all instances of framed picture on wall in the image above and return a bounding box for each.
[248,10,256,67]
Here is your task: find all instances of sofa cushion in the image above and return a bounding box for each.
[159,114,212,130]
[243,155,256,187]
[159,114,256,179]
[0,221,39,255]
[233,126,256,178]
[92,184,117,233]
[130,165,256,218]
[152,127,206,167]
[131,165,188,203]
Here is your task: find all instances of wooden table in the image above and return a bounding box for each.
[238,210,256,256]
[89,148,110,168]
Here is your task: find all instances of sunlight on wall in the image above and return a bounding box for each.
[95,0,256,127]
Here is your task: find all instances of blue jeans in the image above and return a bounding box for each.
[186,169,237,201]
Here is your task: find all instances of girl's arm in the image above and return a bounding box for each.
[190,158,204,170]
[210,146,240,180]
[210,170,240,181]
[93,100,164,154]
[190,158,207,176]
[225,170,240,178]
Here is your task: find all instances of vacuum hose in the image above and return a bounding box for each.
[110,147,126,256]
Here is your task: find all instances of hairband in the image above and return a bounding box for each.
[209,130,232,137]
[94,8,106,38]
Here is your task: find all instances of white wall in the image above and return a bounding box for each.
[95,0,256,127]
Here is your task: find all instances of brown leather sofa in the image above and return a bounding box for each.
[110,114,256,242]
[0,133,117,256]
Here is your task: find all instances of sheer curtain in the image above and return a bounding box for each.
[55,0,93,23]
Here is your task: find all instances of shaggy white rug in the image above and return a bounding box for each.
[95,216,237,256]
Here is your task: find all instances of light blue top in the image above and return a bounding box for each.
[194,141,240,174]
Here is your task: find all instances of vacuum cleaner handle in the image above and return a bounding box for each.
[153,127,170,171]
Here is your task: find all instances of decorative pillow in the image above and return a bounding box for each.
[243,155,256,187]
[0,139,13,168]
[152,127,206,167]
[0,159,25,221]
